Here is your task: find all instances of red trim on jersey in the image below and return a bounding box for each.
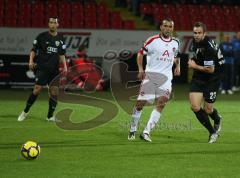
[138,35,160,55]
[138,49,144,55]
[144,35,160,47]
[160,35,172,42]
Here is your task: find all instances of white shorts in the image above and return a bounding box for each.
[137,72,172,103]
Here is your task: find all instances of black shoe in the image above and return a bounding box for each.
[128,131,136,140]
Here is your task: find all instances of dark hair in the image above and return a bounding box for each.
[193,22,207,32]
[161,18,174,25]
[49,17,59,22]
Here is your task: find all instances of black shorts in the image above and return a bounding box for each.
[190,79,220,103]
[35,70,59,86]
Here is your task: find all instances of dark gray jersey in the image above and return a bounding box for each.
[32,31,66,72]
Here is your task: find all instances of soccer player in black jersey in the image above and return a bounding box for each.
[188,22,222,143]
[18,17,67,122]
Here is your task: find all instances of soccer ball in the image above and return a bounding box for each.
[21,141,40,160]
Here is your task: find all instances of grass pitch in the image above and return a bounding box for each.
[0,85,240,178]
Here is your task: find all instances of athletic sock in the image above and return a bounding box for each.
[143,109,161,135]
[130,107,142,132]
[24,93,38,113]
[47,95,57,119]
[194,108,215,134]
[209,108,221,125]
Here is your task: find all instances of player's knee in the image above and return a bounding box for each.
[135,101,145,111]
[191,105,201,112]
[49,87,59,96]
[33,86,42,95]
[135,104,143,111]
[204,106,212,114]
[156,101,166,112]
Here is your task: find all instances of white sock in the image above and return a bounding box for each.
[130,107,142,132]
[143,109,161,135]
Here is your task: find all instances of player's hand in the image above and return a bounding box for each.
[137,70,145,80]
[29,62,35,70]
[174,66,180,76]
[188,59,197,69]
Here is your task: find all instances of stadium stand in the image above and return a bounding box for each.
[136,1,240,31]
[0,0,135,29]
[0,0,239,31]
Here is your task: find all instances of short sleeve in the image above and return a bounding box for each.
[59,39,66,55]
[31,34,40,52]
[138,41,149,55]
[174,38,180,58]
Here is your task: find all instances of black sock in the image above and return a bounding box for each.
[209,108,221,125]
[194,108,215,134]
[24,93,38,113]
[47,95,57,118]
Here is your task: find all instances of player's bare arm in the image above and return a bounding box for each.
[29,51,36,70]
[60,55,67,73]
[137,53,145,80]
[188,59,214,73]
[174,57,181,76]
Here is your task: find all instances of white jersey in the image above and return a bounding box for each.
[139,34,180,82]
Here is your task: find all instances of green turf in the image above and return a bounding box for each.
[0,85,240,178]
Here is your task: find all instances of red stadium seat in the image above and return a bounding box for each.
[84,3,96,14]
[139,3,152,16]
[71,2,84,14]
[123,20,135,30]
[0,0,4,26]
[97,19,110,29]
[97,13,109,29]
[31,1,45,27]
[111,20,122,29]
[175,4,188,15]
[58,2,71,28]
[5,17,17,27]
[85,20,97,29]
[97,1,108,14]
[45,1,58,19]
[199,5,210,16]
[163,4,175,16]
[18,2,31,27]
[188,5,200,16]
[5,3,17,25]
[110,11,122,29]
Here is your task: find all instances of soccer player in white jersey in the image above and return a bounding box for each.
[128,18,181,142]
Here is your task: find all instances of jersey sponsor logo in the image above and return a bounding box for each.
[62,32,91,56]
[55,41,60,46]
[162,50,170,57]
[204,60,214,66]
[47,46,58,53]
[157,57,172,62]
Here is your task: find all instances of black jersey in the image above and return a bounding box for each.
[32,31,66,72]
[190,36,223,82]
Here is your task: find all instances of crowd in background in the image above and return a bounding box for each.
[220,32,240,94]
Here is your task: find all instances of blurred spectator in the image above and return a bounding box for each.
[115,0,128,7]
[231,31,240,91]
[126,0,141,15]
[66,45,104,91]
[219,34,234,94]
